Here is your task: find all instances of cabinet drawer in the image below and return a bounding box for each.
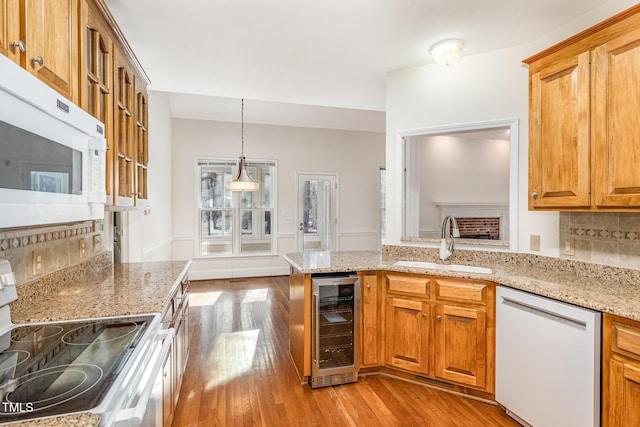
[434,279,487,305]
[386,274,430,296]
[612,321,640,359]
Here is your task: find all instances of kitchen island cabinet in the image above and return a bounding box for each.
[525,3,640,211]
[603,313,640,426]
[360,272,380,368]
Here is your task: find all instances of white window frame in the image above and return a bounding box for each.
[196,157,277,257]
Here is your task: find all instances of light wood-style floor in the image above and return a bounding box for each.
[172,276,519,427]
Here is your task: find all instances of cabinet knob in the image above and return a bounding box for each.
[436,315,442,321]
[11,40,25,53]
[531,191,539,199]
[422,313,427,318]
[31,56,44,67]
[366,285,372,289]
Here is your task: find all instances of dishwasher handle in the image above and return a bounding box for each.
[500,296,587,329]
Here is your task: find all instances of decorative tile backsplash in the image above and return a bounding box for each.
[0,220,107,286]
[560,212,640,268]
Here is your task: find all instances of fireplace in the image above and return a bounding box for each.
[437,203,508,241]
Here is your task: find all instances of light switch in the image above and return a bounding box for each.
[530,234,541,251]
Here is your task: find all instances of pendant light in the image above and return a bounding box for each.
[226,98,259,192]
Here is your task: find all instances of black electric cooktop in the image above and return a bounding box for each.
[0,315,154,424]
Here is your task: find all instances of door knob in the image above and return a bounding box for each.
[10,40,25,53]
[31,56,44,67]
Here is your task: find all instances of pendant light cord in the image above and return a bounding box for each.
[241,98,244,158]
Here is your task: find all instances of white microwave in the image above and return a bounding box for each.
[0,54,106,228]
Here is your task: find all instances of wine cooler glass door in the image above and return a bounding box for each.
[311,274,360,388]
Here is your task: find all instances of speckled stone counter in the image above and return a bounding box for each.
[3,256,191,427]
[283,247,640,321]
[11,259,191,323]
[4,413,101,427]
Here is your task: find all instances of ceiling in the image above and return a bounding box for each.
[105,0,611,131]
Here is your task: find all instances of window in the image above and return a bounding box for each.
[198,159,275,256]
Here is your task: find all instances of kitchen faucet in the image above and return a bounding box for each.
[439,215,460,261]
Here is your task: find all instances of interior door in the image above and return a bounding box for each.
[297,174,337,252]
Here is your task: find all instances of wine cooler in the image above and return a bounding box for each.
[311,272,360,388]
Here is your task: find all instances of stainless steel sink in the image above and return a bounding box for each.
[392,260,492,274]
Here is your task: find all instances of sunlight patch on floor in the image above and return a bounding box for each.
[190,291,223,307]
[242,288,269,304]
[205,329,260,388]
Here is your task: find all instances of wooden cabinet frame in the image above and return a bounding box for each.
[525,4,640,211]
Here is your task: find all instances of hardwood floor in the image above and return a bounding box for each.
[172,276,519,427]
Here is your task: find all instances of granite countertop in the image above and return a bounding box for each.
[4,258,191,427]
[11,260,191,323]
[283,249,640,321]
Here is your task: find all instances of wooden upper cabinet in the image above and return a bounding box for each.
[525,4,640,211]
[134,80,149,204]
[0,0,20,60]
[592,27,640,207]
[113,47,136,207]
[528,50,591,209]
[81,2,114,203]
[22,0,79,102]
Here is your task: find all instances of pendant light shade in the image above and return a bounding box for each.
[226,98,259,192]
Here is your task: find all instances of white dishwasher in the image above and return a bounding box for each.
[496,286,601,427]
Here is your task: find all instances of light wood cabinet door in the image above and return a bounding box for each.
[592,27,640,207]
[113,47,136,207]
[81,3,114,203]
[0,0,20,60]
[606,359,640,426]
[23,0,78,102]
[433,304,487,388]
[384,297,429,374]
[134,80,149,204]
[361,273,379,368]
[528,50,591,209]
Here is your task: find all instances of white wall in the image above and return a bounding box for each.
[385,0,639,257]
[141,90,174,261]
[417,135,510,236]
[171,118,384,279]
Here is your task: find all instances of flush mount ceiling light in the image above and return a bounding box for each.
[431,39,464,66]
[226,98,259,192]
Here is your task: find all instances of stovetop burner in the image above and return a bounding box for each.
[0,315,155,423]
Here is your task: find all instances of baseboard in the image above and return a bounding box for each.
[189,265,290,280]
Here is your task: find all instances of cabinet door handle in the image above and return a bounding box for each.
[366,285,371,289]
[436,315,442,321]
[11,40,26,52]
[31,56,44,67]
[422,313,427,318]
[531,191,538,199]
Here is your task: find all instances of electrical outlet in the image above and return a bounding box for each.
[562,238,575,256]
[79,238,87,258]
[93,235,101,253]
[32,249,44,276]
[530,234,541,251]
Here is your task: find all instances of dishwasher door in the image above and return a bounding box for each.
[496,286,601,427]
